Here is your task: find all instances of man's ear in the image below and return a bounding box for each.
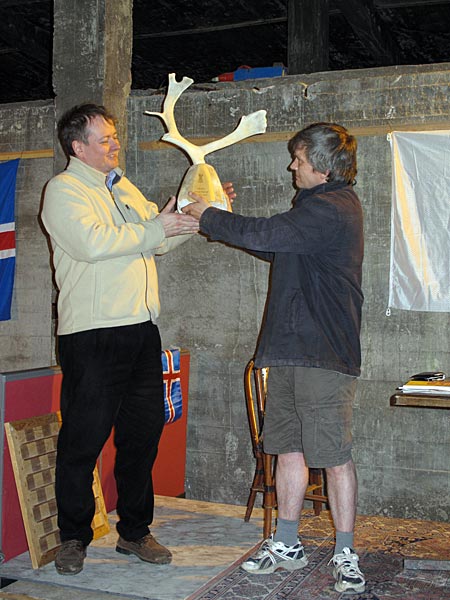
[72,139,83,158]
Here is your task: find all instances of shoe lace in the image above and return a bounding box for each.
[253,539,273,558]
[137,533,154,546]
[329,552,362,578]
[338,557,361,576]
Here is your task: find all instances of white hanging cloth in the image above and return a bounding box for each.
[388,130,450,312]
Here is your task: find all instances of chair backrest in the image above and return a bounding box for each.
[244,359,270,453]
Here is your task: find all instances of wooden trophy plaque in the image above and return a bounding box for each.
[145,73,267,213]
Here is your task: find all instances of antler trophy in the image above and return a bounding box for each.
[145,73,267,212]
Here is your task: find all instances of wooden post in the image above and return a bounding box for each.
[288,0,329,75]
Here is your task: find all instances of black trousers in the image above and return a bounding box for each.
[56,321,165,546]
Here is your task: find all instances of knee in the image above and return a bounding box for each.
[326,459,355,479]
[277,451,307,470]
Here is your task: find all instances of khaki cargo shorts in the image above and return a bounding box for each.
[263,365,357,468]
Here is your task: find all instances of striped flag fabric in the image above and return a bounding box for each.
[0,159,19,321]
[161,348,183,423]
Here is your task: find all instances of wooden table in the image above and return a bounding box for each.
[390,392,450,410]
[390,390,450,571]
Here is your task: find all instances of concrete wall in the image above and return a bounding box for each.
[127,64,450,522]
[0,101,55,372]
[0,64,448,522]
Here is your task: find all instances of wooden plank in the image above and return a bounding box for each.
[5,120,450,161]
[0,149,53,161]
[91,467,110,540]
[349,122,450,136]
[5,412,110,569]
[139,121,450,152]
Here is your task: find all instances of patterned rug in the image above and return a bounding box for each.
[187,513,450,600]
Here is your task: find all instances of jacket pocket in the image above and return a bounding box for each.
[288,289,308,333]
[93,257,144,322]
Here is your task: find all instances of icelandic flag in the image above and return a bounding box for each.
[161,348,183,424]
[0,159,19,321]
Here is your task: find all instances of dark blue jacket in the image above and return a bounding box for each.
[200,181,364,376]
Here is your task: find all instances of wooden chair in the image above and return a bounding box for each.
[243,358,328,539]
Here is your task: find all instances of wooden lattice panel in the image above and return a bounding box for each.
[5,412,109,568]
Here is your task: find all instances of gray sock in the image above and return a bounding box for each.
[274,518,299,547]
[335,531,354,555]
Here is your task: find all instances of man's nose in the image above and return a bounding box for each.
[289,158,297,170]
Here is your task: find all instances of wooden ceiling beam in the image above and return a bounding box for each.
[374,0,450,7]
[0,1,46,6]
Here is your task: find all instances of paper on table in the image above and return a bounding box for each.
[399,379,450,394]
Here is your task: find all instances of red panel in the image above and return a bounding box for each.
[2,371,62,561]
[1,352,190,561]
[99,430,118,513]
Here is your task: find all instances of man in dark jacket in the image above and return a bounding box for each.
[183,122,365,594]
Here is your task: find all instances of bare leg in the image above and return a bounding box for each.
[242,453,310,574]
[325,458,357,532]
[276,452,309,520]
[327,460,365,593]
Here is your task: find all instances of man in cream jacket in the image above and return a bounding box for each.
[41,103,199,575]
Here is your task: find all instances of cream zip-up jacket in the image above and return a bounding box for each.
[41,156,190,335]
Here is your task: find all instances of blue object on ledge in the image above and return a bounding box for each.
[212,65,287,82]
[234,65,286,80]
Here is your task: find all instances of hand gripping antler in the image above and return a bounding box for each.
[145,73,267,164]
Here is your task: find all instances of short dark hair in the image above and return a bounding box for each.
[288,122,357,184]
[57,103,117,158]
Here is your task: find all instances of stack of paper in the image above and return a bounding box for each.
[399,380,450,394]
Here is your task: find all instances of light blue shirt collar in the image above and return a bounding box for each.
[105,169,122,191]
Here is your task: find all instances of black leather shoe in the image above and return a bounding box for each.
[116,533,172,564]
[55,539,86,575]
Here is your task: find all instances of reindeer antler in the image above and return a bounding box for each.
[200,111,267,156]
[145,73,267,164]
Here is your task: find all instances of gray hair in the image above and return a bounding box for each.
[288,122,357,184]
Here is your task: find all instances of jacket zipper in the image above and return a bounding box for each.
[109,189,152,319]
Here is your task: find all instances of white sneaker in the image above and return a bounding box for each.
[241,535,308,575]
[330,547,365,593]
